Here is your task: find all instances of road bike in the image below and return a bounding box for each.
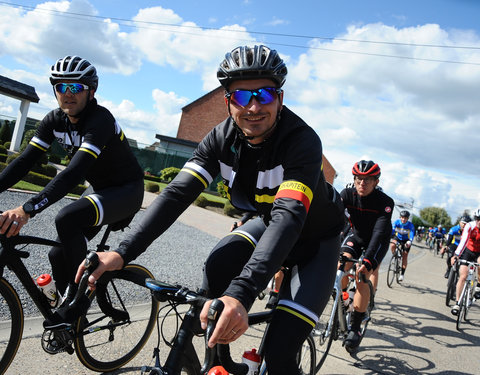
[313,254,375,371]
[445,260,459,307]
[140,274,316,374]
[387,241,404,288]
[454,259,479,331]
[0,220,159,373]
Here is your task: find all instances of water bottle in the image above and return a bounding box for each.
[207,366,229,375]
[242,348,261,375]
[37,274,62,308]
[342,291,349,307]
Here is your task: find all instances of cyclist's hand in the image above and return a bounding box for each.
[405,240,412,248]
[200,295,248,348]
[450,256,458,267]
[75,251,124,290]
[0,206,29,238]
[356,264,371,283]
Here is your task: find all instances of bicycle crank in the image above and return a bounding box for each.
[41,329,75,355]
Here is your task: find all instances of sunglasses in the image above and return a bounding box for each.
[225,87,281,107]
[54,83,89,94]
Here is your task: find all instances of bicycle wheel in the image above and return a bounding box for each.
[296,333,316,375]
[386,255,397,288]
[75,264,159,372]
[313,293,336,372]
[463,283,472,322]
[0,278,23,374]
[445,268,457,307]
[456,288,466,331]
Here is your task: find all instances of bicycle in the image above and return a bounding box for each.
[454,259,479,331]
[0,220,159,373]
[387,241,404,288]
[445,260,459,307]
[313,254,375,371]
[140,273,316,375]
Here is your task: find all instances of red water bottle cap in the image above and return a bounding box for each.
[207,366,229,375]
[37,274,52,287]
[242,348,261,362]
[342,291,349,301]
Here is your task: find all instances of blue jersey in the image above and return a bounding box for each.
[392,219,415,241]
[433,227,446,239]
[447,225,462,246]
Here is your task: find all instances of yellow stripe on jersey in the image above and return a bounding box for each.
[79,147,98,158]
[181,168,208,188]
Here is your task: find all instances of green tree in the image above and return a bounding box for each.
[0,121,12,145]
[419,207,452,228]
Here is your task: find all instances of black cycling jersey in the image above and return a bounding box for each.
[0,99,143,216]
[116,105,345,311]
[340,186,394,269]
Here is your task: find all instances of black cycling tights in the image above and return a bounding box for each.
[49,182,143,294]
[202,218,340,375]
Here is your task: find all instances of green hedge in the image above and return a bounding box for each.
[0,154,6,163]
[0,145,7,154]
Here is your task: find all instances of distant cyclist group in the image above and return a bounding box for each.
[1,44,479,374]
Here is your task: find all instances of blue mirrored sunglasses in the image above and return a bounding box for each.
[226,87,281,107]
[54,83,89,94]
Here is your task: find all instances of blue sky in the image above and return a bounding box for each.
[0,0,479,221]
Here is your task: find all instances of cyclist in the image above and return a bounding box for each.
[0,56,144,327]
[76,45,344,375]
[340,160,394,351]
[390,210,415,281]
[442,216,470,278]
[451,210,480,315]
[432,224,446,254]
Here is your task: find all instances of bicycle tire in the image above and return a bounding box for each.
[0,278,24,374]
[296,333,316,375]
[314,293,336,372]
[463,283,472,322]
[386,255,397,288]
[456,288,466,331]
[445,268,457,307]
[74,264,159,372]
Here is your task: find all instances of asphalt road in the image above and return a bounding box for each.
[2,195,479,374]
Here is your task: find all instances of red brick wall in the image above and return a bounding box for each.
[176,87,336,184]
[177,87,228,143]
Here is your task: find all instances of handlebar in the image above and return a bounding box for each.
[70,251,99,306]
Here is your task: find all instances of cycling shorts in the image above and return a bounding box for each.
[393,237,411,253]
[459,248,480,263]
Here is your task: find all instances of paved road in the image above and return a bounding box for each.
[4,199,480,374]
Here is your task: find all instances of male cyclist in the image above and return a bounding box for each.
[451,210,480,315]
[0,56,144,328]
[76,45,344,375]
[432,224,446,255]
[442,216,470,278]
[390,210,415,281]
[340,160,394,351]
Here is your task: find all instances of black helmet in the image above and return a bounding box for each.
[217,45,287,89]
[352,160,381,178]
[473,209,480,220]
[400,210,410,218]
[50,55,98,89]
[460,216,471,223]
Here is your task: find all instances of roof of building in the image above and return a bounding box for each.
[0,75,40,103]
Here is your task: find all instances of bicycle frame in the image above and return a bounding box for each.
[0,235,61,320]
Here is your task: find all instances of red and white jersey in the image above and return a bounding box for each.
[455,221,480,256]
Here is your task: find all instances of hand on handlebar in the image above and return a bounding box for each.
[200,295,248,348]
[75,251,125,291]
[0,207,30,238]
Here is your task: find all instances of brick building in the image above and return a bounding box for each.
[161,86,337,184]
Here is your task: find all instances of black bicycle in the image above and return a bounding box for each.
[313,254,375,371]
[0,221,158,373]
[445,260,459,307]
[387,241,404,288]
[140,275,316,374]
